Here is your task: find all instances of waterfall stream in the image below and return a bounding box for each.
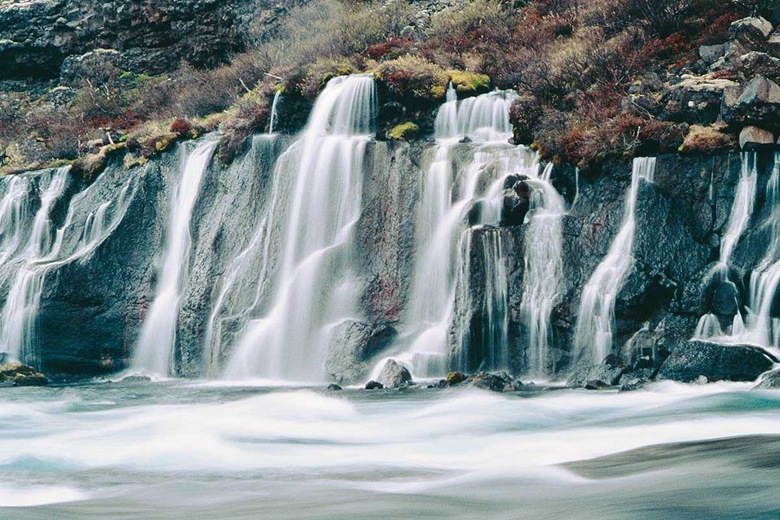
[221,75,376,382]
[574,157,656,365]
[132,140,216,376]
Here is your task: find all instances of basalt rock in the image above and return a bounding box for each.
[500,174,531,226]
[657,340,778,383]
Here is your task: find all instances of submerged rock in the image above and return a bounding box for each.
[377,359,412,389]
[446,371,468,385]
[567,358,627,389]
[656,340,778,383]
[755,369,780,389]
[0,363,49,387]
[364,380,384,390]
[325,383,342,391]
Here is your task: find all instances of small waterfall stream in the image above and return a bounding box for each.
[694,152,760,342]
[0,176,32,266]
[521,165,566,377]
[574,157,656,365]
[132,140,216,376]
[0,168,137,366]
[221,74,376,382]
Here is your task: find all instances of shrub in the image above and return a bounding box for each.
[376,55,449,102]
[387,121,420,140]
[679,124,738,153]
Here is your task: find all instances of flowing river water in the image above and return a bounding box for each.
[1,381,779,519]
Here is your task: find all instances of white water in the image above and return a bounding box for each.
[222,75,376,382]
[374,84,535,379]
[0,169,137,366]
[269,89,282,134]
[574,157,656,365]
[693,152,760,343]
[522,165,566,377]
[132,140,216,377]
[1,381,779,518]
[0,175,32,266]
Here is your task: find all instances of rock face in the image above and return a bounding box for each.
[656,341,778,383]
[0,0,302,80]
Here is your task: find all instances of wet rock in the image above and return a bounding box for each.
[0,363,49,387]
[656,340,778,383]
[567,360,626,389]
[755,369,780,389]
[377,359,412,389]
[619,369,654,392]
[711,280,741,315]
[325,383,342,391]
[739,125,775,149]
[446,371,467,385]
[325,321,397,385]
[365,380,384,390]
[500,175,531,226]
[465,372,510,392]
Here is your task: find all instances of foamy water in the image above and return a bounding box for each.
[1,382,779,518]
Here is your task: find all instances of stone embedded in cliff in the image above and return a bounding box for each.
[500,175,531,226]
[730,17,774,47]
[0,363,49,386]
[662,76,738,124]
[710,279,741,315]
[325,320,397,385]
[739,125,775,149]
[739,52,780,83]
[723,75,780,130]
[657,340,778,383]
[377,359,412,389]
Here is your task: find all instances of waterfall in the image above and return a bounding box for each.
[132,140,216,376]
[369,87,537,379]
[269,90,282,134]
[0,176,32,266]
[521,166,566,377]
[221,74,376,382]
[0,168,136,367]
[718,152,758,274]
[574,157,656,365]
[693,152,761,343]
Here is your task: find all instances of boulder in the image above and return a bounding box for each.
[325,321,397,385]
[740,52,780,83]
[711,279,741,315]
[500,175,531,226]
[464,372,511,392]
[723,75,780,129]
[739,126,775,149]
[0,363,49,387]
[377,359,412,389]
[656,340,778,383]
[325,383,342,391]
[365,380,384,390]
[567,360,626,389]
[446,371,468,385]
[662,76,738,124]
[699,44,728,65]
[755,369,780,389]
[730,17,773,47]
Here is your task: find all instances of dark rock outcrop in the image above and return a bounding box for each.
[656,340,778,383]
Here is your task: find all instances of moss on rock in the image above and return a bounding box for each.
[387,121,419,140]
[447,70,491,95]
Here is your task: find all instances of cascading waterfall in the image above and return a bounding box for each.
[0,169,136,366]
[221,74,376,382]
[132,140,216,376]
[574,157,656,365]
[269,90,282,134]
[374,85,540,378]
[694,152,759,341]
[521,164,566,377]
[0,176,32,266]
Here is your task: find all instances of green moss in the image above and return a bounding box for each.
[447,70,491,95]
[388,121,420,140]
